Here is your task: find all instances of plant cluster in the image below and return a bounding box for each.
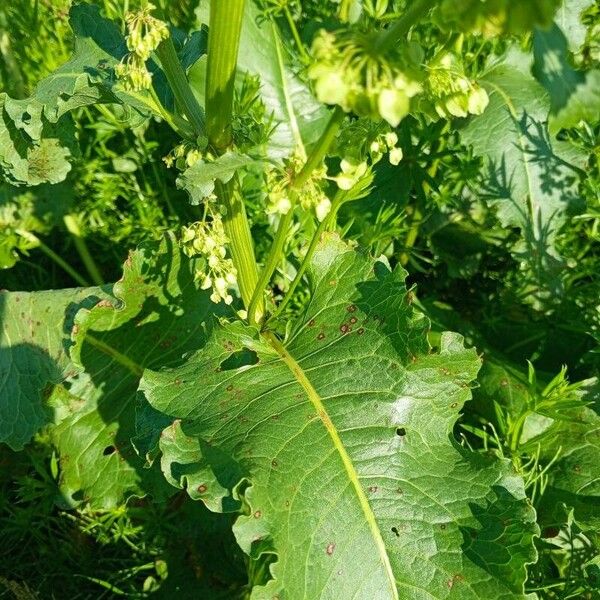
[0,0,599,598]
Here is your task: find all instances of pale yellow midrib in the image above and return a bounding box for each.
[263,331,398,599]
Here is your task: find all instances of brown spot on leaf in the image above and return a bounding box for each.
[197,484,207,493]
[326,543,335,555]
[254,510,262,519]
[447,575,464,589]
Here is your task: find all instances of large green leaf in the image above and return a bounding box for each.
[555,0,595,50]
[193,0,329,159]
[462,50,585,302]
[141,237,538,599]
[48,234,223,508]
[0,4,164,186]
[533,24,600,134]
[0,285,105,449]
[0,182,74,268]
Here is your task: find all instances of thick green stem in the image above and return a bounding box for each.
[155,36,205,136]
[248,107,345,326]
[217,179,259,310]
[205,0,246,153]
[63,215,105,286]
[205,0,260,317]
[374,0,437,53]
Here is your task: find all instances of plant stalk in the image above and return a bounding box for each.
[204,0,261,316]
[205,0,246,153]
[270,190,345,322]
[248,106,345,325]
[374,0,437,53]
[155,36,205,136]
[17,229,90,287]
[63,214,105,286]
[283,6,309,62]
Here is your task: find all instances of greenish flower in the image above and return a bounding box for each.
[434,0,561,36]
[181,213,237,305]
[308,29,423,126]
[425,53,489,119]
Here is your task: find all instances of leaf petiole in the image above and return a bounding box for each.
[248,106,345,326]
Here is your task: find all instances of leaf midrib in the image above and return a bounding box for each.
[263,330,399,599]
[270,19,306,159]
[483,77,540,241]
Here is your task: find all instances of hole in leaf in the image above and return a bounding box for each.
[220,348,259,371]
[396,427,406,437]
[103,445,116,456]
[391,527,400,537]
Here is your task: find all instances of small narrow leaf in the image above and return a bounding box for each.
[177,152,262,204]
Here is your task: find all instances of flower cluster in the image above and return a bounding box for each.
[336,119,403,165]
[425,53,489,119]
[332,121,402,191]
[163,142,206,169]
[115,3,169,92]
[181,213,237,305]
[308,29,422,126]
[266,152,331,221]
[434,0,561,37]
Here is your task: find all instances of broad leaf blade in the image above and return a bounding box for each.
[0,4,163,186]
[462,50,585,303]
[50,233,222,508]
[141,237,538,598]
[555,0,595,51]
[0,286,105,449]
[533,24,600,134]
